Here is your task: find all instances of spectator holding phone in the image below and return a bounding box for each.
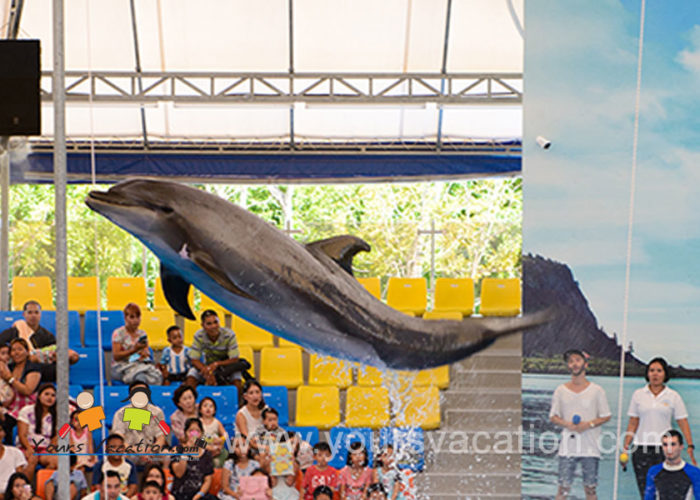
[170,418,215,500]
[3,473,40,500]
[111,303,162,385]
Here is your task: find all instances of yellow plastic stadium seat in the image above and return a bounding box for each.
[386,277,427,315]
[183,319,198,346]
[480,278,521,317]
[12,276,53,311]
[238,345,256,379]
[357,364,384,387]
[422,311,462,321]
[232,316,274,350]
[433,278,474,316]
[396,385,441,430]
[199,292,222,312]
[141,311,176,350]
[154,277,194,312]
[357,277,381,300]
[413,367,450,389]
[295,385,340,429]
[67,277,99,313]
[278,337,302,348]
[309,354,353,388]
[259,347,303,388]
[106,277,147,311]
[345,386,390,429]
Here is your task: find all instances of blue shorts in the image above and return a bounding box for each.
[558,456,599,488]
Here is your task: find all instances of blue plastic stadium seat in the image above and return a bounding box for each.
[69,347,105,388]
[68,385,84,400]
[379,427,425,471]
[84,310,125,350]
[197,386,238,426]
[0,311,24,332]
[98,385,130,421]
[286,426,319,446]
[262,386,289,427]
[328,427,374,469]
[150,385,178,421]
[38,310,82,348]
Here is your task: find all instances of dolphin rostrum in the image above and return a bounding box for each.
[86,179,550,370]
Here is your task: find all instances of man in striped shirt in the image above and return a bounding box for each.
[185,309,250,389]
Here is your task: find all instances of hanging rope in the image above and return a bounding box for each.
[613,0,646,497]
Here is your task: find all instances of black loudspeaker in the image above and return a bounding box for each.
[0,40,40,136]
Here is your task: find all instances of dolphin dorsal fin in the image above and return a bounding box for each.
[160,264,196,320]
[306,235,371,276]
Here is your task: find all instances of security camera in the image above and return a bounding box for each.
[536,136,551,150]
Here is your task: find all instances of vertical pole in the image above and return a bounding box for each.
[436,0,452,150]
[53,0,70,496]
[0,143,9,310]
[429,219,436,299]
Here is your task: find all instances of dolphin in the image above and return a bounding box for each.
[86,179,550,370]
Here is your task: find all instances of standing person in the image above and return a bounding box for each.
[0,339,41,444]
[622,357,696,497]
[185,310,250,388]
[111,303,162,385]
[549,349,611,500]
[644,429,700,499]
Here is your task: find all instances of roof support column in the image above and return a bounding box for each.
[436,0,452,150]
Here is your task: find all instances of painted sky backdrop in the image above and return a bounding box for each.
[524,1,700,367]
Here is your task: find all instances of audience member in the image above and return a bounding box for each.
[338,442,372,500]
[199,397,227,466]
[373,445,404,500]
[82,470,130,500]
[271,474,299,500]
[92,434,139,497]
[644,429,700,499]
[131,464,174,500]
[133,482,162,500]
[0,339,41,445]
[623,356,696,496]
[253,408,285,450]
[170,385,198,443]
[111,303,162,385]
[17,383,58,481]
[0,426,26,494]
[170,418,215,500]
[3,472,40,500]
[45,454,88,500]
[70,409,97,472]
[111,382,167,466]
[311,486,332,500]
[186,310,249,388]
[235,380,265,438]
[365,484,387,500]
[239,469,272,500]
[0,345,14,416]
[302,442,337,500]
[219,435,260,500]
[0,301,79,383]
[157,327,191,385]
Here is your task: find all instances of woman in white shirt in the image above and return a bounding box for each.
[622,357,696,497]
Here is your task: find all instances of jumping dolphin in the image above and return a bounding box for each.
[86,179,550,370]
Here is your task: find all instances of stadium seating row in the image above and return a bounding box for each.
[10,275,521,316]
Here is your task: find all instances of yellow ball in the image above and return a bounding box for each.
[620,452,629,463]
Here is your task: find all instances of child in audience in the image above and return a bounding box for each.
[311,486,333,500]
[271,474,299,500]
[45,454,88,500]
[239,469,273,500]
[136,481,164,500]
[365,484,388,500]
[373,445,404,500]
[199,396,227,466]
[338,442,372,500]
[70,409,97,472]
[253,408,285,449]
[219,435,260,500]
[157,326,191,385]
[132,464,174,500]
[301,442,337,500]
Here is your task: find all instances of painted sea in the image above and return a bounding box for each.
[522,373,700,499]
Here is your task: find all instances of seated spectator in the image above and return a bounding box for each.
[198,397,227,466]
[239,469,272,500]
[45,454,88,500]
[287,432,314,476]
[17,383,58,481]
[0,345,14,416]
[372,445,404,500]
[0,425,27,494]
[302,443,337,500]
[82,470,130,500]
[133,482,163,500]
[70,409,97,472]
[311,486,333,500]
[92,433,139,497]
[170,418,215,500]
[219,435,260,500]
[365,484,388,500]
[253,408,285,450]
[0,301,79,383]
[111,303,162,385]
[130,464,174,500]
[0,339,41,445]
[157,326,191,385]
[338,442,372,500]
[271,474,299,500]
[235,380,265,438]
[170,385,198,444]
[185,310,250,389]
[3,472,40,500]
[111,383,167,466]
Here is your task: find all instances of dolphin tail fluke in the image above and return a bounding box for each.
[160,264,196,320]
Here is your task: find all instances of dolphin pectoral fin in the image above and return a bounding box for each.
[160,265,196,320]
[189,249,258,302]
[306,235,371,275]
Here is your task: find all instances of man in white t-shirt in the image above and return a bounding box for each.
[0,425,27,492]
[549,349,611,500]
[81,470,130,500]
